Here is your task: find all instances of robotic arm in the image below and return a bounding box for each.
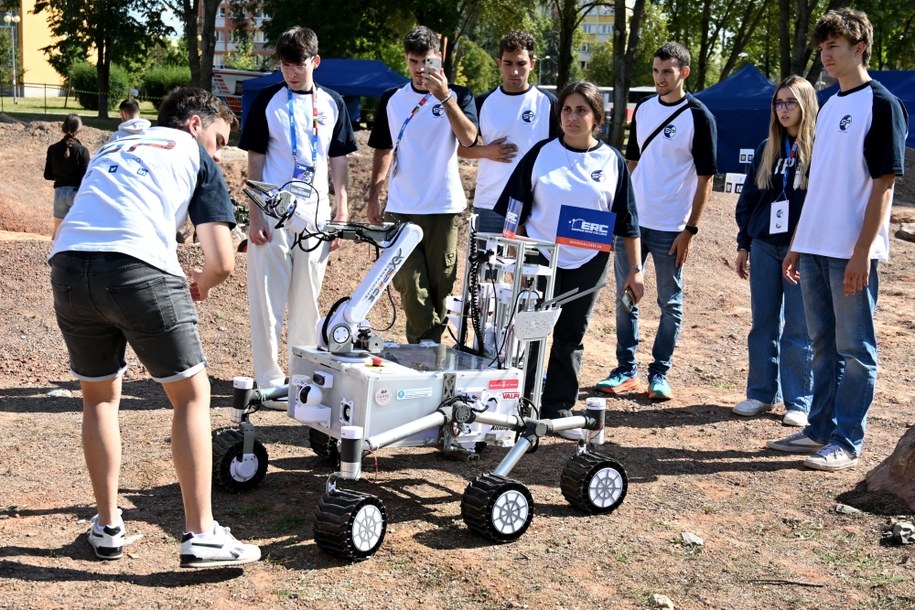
[243,180,423,354]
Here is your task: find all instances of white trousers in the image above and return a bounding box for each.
[247,227,329,388]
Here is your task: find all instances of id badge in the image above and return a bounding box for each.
[293,162,315,185]
[769,199,789,234]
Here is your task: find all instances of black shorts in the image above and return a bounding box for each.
[50,251,206,383]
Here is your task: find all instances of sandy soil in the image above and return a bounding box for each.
[0,117,913,609]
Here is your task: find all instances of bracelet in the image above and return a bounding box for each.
[438,93,453,105]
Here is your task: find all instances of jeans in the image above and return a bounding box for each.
[799,254,879,456]
[746,240,813,412]
[614,227,682,376]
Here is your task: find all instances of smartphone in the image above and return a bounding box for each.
[621,287,636,313]
[424,56,442,73]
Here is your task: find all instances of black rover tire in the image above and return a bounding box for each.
[560,452,627,514]
[461,473,534,542]
[211,428,269,492]
[313,489,387,560]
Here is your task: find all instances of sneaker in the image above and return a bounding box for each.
[732,398,775,417]
[646,373,672,401]
[87,510,126,560]
[804,443,859,471]
[180,522,261,568]
[766,431,823,454]
[595,366,639,395]
[782,410,809,427]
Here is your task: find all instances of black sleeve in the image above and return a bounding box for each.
[454,85,480,138]
[610,147,639,238]
[691,101,718,176]
[44,145,54,181]
[735,140,765,250]
[543,89,560,138]
[367,87,398,150]
[189,144,237,230]
[493,139,549,225]
[625,97,651,162]
[324,87,358,157]
[864,86,908,178]
[238,84,280,154]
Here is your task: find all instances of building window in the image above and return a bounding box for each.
[215,30,223,42]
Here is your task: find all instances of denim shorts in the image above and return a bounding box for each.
[53,187,79,219]
[50,251,206,383]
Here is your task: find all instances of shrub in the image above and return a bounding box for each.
[69,62,131,111]
[141,65,192,109]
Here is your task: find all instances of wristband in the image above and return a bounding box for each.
[438,93,453,105]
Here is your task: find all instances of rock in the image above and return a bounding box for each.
[46,388,73,398]
[835,503,861,515]
[651,593,675,609]
[680,531,704,547]
[896,223,915,243]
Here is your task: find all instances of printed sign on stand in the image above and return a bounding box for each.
[555,206,616,251]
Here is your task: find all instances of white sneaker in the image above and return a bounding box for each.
[733,398,776,417]
[767,430,823,454]
[180,522,261,568]
[782,410,808,427]
[87,510,126,560]
[804,443,859,471]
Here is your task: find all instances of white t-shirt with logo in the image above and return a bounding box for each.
[473,85,558,209]
[625,93,717,232]
[368,83,478,215]
[495,137,639,269]
[791,80,907,261]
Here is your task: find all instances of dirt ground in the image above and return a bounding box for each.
[1,115,914,609]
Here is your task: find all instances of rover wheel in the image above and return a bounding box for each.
[313,489,387,560]
[461,473,533,542]
[211,428,268,492]
[560,452,627,514]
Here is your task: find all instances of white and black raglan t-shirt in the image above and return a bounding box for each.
[792,80,907,261]
[368,83,478,215]
[625,92,717,232]
[50,127,236,278]
[494,137,639,269]
[473,85,559,210]
[239,82,357,221]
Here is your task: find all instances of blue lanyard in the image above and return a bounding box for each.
[783,136,798,191]
[394,92,432,149]
[288,88,318,167]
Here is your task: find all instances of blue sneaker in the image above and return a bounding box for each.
[647,373,672,401]
[594,366,639,395]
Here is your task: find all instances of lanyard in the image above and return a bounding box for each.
[782,136,798,192]
[394,92,432,149]
[288,88,319,167]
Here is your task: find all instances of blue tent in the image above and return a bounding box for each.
[241,58,409,127]
[816,71,915,148]
[694,64,776,174]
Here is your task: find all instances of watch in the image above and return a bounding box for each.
[684,224,699,235]
[630,263,643,272]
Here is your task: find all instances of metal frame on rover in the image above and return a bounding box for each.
[210,181,628,560]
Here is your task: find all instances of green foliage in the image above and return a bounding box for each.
[69,62,131,111]
[454,37,499,94]
[141,65,192,108]
[584,41,613,86]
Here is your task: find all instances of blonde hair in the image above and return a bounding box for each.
[755,75,817,190]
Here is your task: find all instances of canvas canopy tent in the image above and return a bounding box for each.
[694,64,776,175]
[816,71,915,148]
[240,58,409,127]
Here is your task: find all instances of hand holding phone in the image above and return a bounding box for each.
[621,287,636,313]
[424,56,442,73]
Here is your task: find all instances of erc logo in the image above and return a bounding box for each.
[569,218,609,236]
[839,114,852,132]
[521,110,536,123]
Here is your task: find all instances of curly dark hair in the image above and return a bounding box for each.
[811,8,873,66]
[499,31,536,58]
[403,26,440,55]
[157,87,238,131]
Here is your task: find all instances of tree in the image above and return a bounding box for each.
[609,0,646,148]
[35,0,171,118]
[164,0,222,89]
[550,0,613,90]
[584,40,613,85]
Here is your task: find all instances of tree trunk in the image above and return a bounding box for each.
[96,37,110,119]
[181,0,202,87]
[865,426,915,510]
[779,0,791,78]
[200,0,221,93]
[610,0,645,149]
